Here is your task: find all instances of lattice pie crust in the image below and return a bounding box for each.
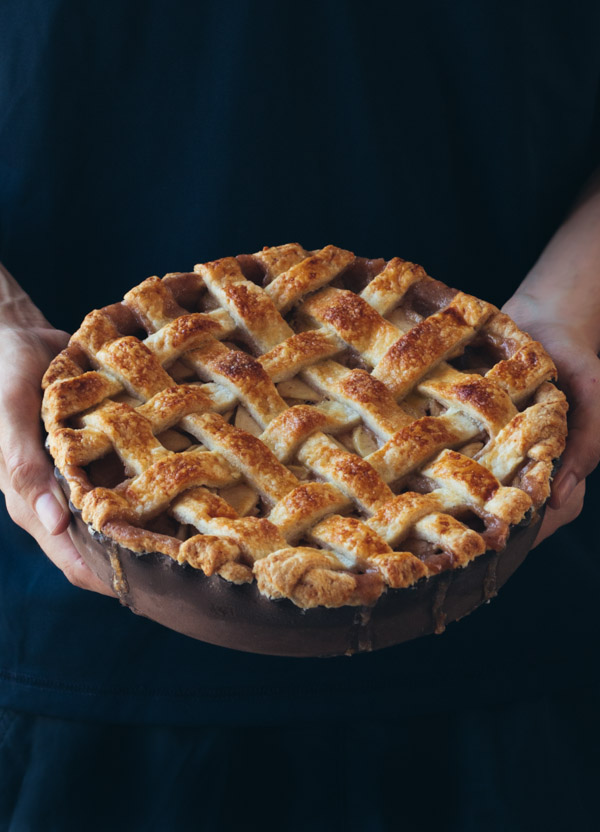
[42,245,567,609]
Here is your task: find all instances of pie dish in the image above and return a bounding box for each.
[42,244,568,655]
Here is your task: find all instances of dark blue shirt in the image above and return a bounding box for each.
[1,0,599,724]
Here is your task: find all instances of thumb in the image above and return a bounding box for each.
[551,353,600,509]
[0,382,69,535]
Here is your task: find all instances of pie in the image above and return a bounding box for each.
[41,244,568,619]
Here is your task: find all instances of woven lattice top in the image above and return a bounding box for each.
[42,244,567,608]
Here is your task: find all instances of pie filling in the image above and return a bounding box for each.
[42,244,568,609]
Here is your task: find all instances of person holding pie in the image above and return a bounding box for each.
[0,3,598,830]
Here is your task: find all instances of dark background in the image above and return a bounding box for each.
[0,0,598,727]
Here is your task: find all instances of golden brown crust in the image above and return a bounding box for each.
[41,350,83,388]
[71,309,122,355]
[259,406,334,462]
[366,415,472,484]
[124,275,188,330]
[414,513,486,567]
[116,450,235,519]
[195,257,293,352]
[259,330,342,382]
[310,514,393,560]
[422,450,533,527]
[183,412,298,502]
[372,298,486,397]
[97,337,173,398]
[178,535,242,575]
[145,313,223,363]
[252,242,309,282]
[425,450,502,503]
[367,492,443,545]
[194,342,287,427]
[48,385,216,469]
[477,382,568,507]
[254,547,384,609]
[418,366,517,437]
[485,341,556,403]
[304,362,412,439]
[301,288,399,365]
[267,482,350,543]
[297,433,393,513]
[42,372,122,431]
[368,551,428,589]
[360,258,426,316]
[84,401,168,475]
[265,244,354,313]
[42,244,568,609]
[102,519,183,559]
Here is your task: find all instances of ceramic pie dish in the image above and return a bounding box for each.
[42,244,567,656]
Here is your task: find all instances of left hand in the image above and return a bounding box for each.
[502,295,600,547]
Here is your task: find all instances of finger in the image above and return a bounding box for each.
[0,381,69,535]
[534,479,585,548]
[2,488,114,597]
[41,528,115,597]
[43,530,115,597]
[551,375,600,508]
[45,328,71,351]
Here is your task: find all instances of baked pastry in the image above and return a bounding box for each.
[41,244,567,648]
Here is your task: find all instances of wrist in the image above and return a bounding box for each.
[503,289,600,354]
[0,295,51,332]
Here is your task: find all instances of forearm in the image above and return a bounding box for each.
[503,166,600,539]
[505,167,600,350]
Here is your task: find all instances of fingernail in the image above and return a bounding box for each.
[555,473,578,507]
[35,492,65,534]
[51,482,68,510]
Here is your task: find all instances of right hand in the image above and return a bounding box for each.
[0,274,113,595]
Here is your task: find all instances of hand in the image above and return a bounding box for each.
[502,295,600,547]
[0,298,113,595]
